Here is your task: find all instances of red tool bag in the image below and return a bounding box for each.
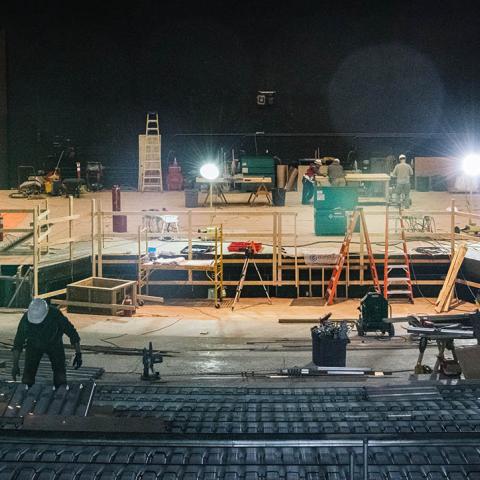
[227,242,263,253]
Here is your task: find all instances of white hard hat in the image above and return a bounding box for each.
[314,159,322,165]
[27,298,48,324]
[399,154,406,160]
[334,158,340,163]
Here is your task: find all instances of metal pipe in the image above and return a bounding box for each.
[349,451,355,480]
[363,440,368,480]
[84,382,96,417]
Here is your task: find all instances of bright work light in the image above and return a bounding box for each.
[200,163,220,181]
[200,163,220,208]
[462,154,480,176]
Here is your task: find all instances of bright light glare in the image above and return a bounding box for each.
[200,163,220,180]
[462,154,480,176]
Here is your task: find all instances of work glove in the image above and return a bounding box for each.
[72,352,82,370]
[11,363,20,381]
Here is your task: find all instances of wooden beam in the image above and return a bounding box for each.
[51,299,136,311]
[38,288,67,299]
[38,214,80,226]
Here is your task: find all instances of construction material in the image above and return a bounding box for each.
[384,204,414,303]
[138,112,163,192]
[276,165,287,188]
[435,242,467,313]
[62,277,137,315]
[286,167,298,191]
[232,242,272,310]
[325,208,381,305]
[357,292,394,337]
[280,366,388,376]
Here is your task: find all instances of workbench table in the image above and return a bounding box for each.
[314,173,391,204]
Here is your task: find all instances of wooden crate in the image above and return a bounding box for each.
[65,277,137,315]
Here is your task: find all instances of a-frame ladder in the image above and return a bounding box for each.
[384,204,414,303]
[325,208,381,305]
[138,112,163,192]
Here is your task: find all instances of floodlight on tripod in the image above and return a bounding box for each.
[200,162,220,208]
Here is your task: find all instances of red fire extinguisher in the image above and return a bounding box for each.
[112,185,127,233]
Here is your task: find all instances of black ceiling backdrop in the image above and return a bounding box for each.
[1,0,480,185]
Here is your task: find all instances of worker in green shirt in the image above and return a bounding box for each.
[11,298,82,388]
[391,154,414,208]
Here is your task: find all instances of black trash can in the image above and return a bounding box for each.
[311,324,349,367]
[184,189,198,208]
[272,188,286,206]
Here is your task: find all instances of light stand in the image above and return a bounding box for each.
[200,163,220,209]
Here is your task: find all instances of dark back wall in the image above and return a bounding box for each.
[2,1,480,187]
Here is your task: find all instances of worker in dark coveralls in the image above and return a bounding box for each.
[11,298,82,388]
[302,159,322,204]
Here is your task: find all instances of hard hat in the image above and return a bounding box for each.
[399,154,406,160]
[334,158,340,163]
[314,159,322,165]
[27,298,48,324]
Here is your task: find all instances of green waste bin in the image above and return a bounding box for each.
[314,210,347,236]
[314,187,358,211]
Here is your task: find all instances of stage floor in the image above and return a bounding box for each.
[2,188,480,266]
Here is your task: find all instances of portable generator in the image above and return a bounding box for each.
[357,292,394,337]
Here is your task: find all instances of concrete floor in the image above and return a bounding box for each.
[1,188,479,386]
[0,297,477,385]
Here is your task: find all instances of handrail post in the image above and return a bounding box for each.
[91,198,96,276]
[32,205,39,297]
[68,195,74,261]
[451,198,456,256]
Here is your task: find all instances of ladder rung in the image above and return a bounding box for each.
[387,278,410,284]
[388,264,408,269]
[387,290,412,295]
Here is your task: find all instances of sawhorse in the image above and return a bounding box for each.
[248,183,271,205]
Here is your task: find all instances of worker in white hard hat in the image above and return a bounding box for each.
[302,159,322,204]
[391,154,413,208]
[11,298,82,388]
[328,158,346,186]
